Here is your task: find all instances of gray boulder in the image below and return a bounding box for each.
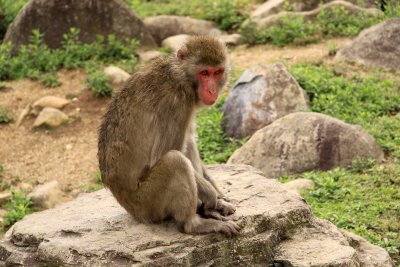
[144,15,221,45]
[336,18,400,70]
[0,165,392,266]
[222,62,309,139]
[228,112,384,178]
[3,0,156,50]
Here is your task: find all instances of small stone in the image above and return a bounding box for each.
[28,180,63,209]
[284,179,315,193]
[161,34,189,52]
[65,144,73,150]
[219,34,242,46]
[103,66,130,86]
[16,104,32,127]
[0,192,12,206]
[33,107,69,129]
[32,96,70,110]
[138,50,163,62]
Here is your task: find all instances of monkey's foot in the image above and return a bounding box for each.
[216,199,236,216]
[184,216,240,237]
[203,208,229,221]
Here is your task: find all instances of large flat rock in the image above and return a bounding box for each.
[0,165,392,266]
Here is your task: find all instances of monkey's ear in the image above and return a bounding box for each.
[177,49,185,61]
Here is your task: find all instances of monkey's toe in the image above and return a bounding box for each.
[219,220,240,237]
[204,209,228,221]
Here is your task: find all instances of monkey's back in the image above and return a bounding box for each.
[98,57,195,195]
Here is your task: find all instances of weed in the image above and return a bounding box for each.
[41,72,62,88]
[128,0,251,30]
[348,158,376,174]
[0,28,138,97]
[327,41,338,56]
[86,71,112,97]
[81,171,103,193]
[196,95,245,164]
[2,189,32,230]
[0,106,12,123]
[0,0,28,27]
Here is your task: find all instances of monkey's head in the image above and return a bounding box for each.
[177,36,229,106]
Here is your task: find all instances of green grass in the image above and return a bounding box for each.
[0,106,12,123]
[0,0,27,27]
[126,0,253,30]
[81,171,104,193]
[0,28,139,96]
[280,162,400,260]
[196,95,245,164]
[2,189,32,230]
[290,63,400,157]
[41,72,62,88]
[280,63,400,261]
[239,2,400,46]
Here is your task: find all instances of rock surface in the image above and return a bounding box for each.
[144,15,221,45]
[251,0,377,20]
[219,33,242,46]
[4,0,156,50]
[161,34,189,52]
[284,178,315,193]
[0,165,392,266]
[254,1,380,28]
[33,107,69,129]
[222,62,309,139]
[32,96,70,111]
[28,180,63,209]
[336,18,400,70]
[0,8,5,38]
[228,112,384,178]
[138,50,163,62]
[0,192,11,206]
[103,66,130,86]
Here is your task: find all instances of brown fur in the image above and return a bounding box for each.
[98,36,239,236]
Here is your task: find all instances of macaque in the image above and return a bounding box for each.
[98,36,239,236]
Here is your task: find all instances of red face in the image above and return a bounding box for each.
[196,67,224,105]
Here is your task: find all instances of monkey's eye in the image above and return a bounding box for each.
[200,70,209,76]
[214,69,223,75]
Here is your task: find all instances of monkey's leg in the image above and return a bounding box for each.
[134,150,240,236]
[184,137,236,217]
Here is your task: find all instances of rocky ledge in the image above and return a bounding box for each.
[0,165,393,266]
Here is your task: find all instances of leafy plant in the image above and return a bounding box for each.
[2,189,32,230]
[196,95,245,164]
[41,72,62,88]
[86,71,112,97]
[0,28,138,97]
[81,171,104,193]
[128,0,251,30]
[0,106,12,123]
[0,0,28,27]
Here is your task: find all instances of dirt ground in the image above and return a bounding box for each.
[0,38,351,201]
